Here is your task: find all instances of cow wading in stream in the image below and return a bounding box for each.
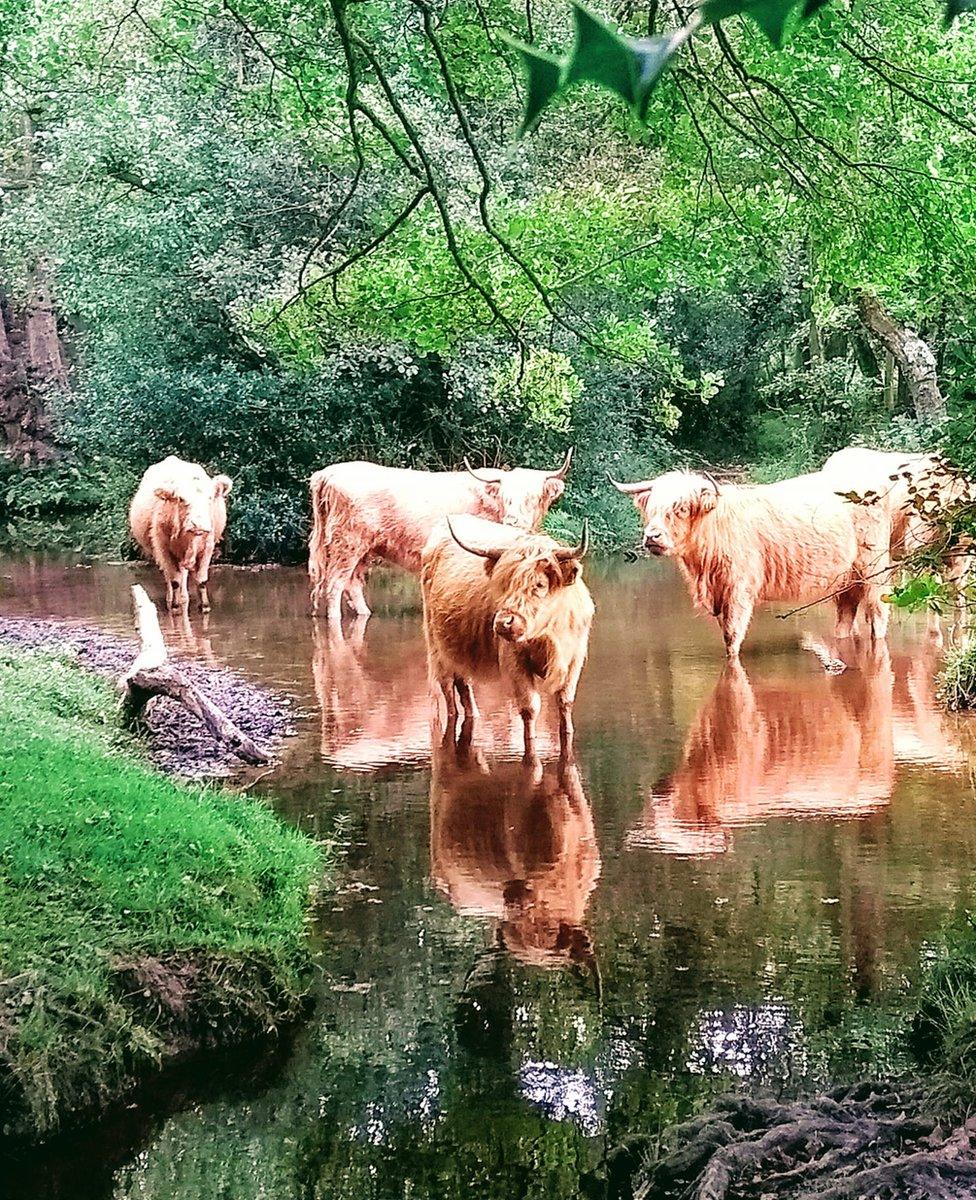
[820,446,975,617]
[420,515,594,758]
[129,456,233,612]
[308,450,573,624]
[610,469,892,658]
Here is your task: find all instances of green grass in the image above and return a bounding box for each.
[0,646,324,1138]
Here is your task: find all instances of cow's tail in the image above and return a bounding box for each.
[308,470,332,615]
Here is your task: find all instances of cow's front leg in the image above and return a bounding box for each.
[173,565,190,609]
[556,654,585,758]
[513,687,541,761]
[344,561,373,620]
[719,595,753,660]
[194,541,216,612]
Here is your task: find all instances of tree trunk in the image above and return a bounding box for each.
[0,268,69,464]
[121,586,270,766]
[856,291,946,424]
[883,350,895,410]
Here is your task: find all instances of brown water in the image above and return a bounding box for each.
[2,555,975,1200]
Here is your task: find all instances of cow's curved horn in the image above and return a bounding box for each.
[447,517,503,561]
[555,518,589,561]
[463,456,498,484]
[549,446,574,479]
[702,470,721,494]
[607,472,652,495]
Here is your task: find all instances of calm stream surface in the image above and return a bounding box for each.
[3,555,976,1200]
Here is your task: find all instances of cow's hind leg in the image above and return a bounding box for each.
[860,586,890,642]
[454,676,478,722]
[834,586,862,639]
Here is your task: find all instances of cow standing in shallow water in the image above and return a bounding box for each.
[610,470,892,658]
[308,451,572,624]
[421,515,593,758]
[820,447,975,617]
[129,456,232,611]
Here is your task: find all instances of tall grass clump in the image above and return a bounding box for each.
[0,646,324,1139]
[937,638,976,711]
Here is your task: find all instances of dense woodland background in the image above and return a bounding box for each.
[0,0,975,560]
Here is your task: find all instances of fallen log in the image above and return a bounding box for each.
[120,585,269,766]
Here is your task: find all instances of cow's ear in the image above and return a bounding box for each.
[698,487,718,514]
[543,477,565,504]
[213,474,233,498]
[544,558,577,588]
[557,558,580,586]
[482,479,501,499]
[154,486,177,503]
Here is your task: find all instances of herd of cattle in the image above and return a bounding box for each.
[129,447,973,755]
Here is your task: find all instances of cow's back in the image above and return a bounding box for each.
[313,462,487,571]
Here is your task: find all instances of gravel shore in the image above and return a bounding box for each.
[0,616,293,778]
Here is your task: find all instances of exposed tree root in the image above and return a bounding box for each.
[635,1083,976,1200]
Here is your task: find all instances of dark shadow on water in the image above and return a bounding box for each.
[0,1034,298,1200]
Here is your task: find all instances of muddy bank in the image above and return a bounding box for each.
[0,615,294,777]
[624,1081,976,1200]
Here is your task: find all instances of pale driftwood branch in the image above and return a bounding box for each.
[121,585,269,766]
[800,633,847,674]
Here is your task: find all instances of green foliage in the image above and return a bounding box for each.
[0,645,325,1135]
[510,0,972,135]
[886,573,948,614]
[1,0,975,558]
[937,637,976,710]
[490,349,582,434]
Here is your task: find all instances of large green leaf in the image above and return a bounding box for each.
[504,37,565,135]
[564,1,638,104]
[632,35,678,119]
[702,0,812,48]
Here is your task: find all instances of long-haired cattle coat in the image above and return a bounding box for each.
[420,516,594,756]
[611,470,892,657]
[821,446,974,612]
[308,452,572,624]
[129,456,232,611]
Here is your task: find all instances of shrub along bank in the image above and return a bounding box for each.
[0,645,324,1141]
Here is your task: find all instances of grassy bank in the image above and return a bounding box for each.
[0,646,324,1141]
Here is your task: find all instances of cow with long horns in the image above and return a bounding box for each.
[420,515,594,757]
[308,450,573,623]
[609,469,892,657]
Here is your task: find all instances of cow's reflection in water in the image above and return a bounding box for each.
[313,622,561,771]
[430,735,601,972]
[163,607,215,662]
[312,620,435,771]
[631,636,964,856]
